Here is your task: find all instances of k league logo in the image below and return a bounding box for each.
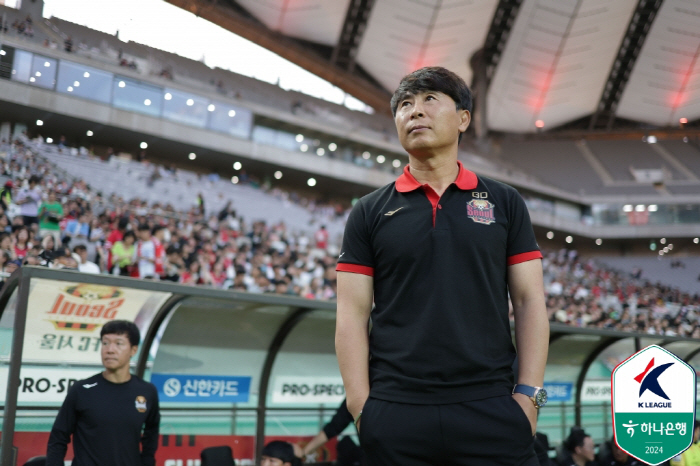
[635,358,673,407]
[612,345,696,465]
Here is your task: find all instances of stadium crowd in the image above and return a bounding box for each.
[541,249,700,338]
[1,136,699,337]
[0,136,339,300]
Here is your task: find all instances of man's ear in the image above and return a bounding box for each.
[130,345,139,358]
[459,109,471,132]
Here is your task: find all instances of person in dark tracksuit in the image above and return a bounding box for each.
[297,399,361,465]
[336,67,550,466]
[47,320,160,466]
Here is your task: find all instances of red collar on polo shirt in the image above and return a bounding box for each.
[395,160,478,192]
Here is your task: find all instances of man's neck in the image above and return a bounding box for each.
[407,155,460,196]
[572,454,587,466]
[102,368,132,384]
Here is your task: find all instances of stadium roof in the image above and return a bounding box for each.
[166,0,700,135]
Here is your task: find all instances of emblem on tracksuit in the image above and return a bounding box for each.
[466,199,495,225]
[135,396,147,412]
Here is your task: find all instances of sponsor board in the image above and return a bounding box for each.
[271,376,345,405]
[581,379,612,402]
[151,374,252,403]
[612,345,696,465]
[22,278,170,364]
[543,382,573,402]
[0,366,99,403]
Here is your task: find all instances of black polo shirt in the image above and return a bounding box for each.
[337,161,542,404]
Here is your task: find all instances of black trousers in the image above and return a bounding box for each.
[359,395,540,466]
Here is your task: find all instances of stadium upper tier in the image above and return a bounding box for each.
[40,143,347,241]
[42,15,400,144]
[497,139,700,198]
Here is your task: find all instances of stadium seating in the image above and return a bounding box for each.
[497,139,700,196]
[40,144,346,240]
[597,255,700,296]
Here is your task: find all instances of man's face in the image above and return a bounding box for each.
[101,333,137,372]
[394,90,470,156]
[576,436,596,462]
[58,254,78,269]
[260,456,290,466]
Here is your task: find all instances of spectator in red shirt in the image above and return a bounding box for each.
[13,226,30,260]
[152,225,167,279]
[314,225,328,250]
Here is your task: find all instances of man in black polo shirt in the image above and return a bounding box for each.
[335,67,549,465]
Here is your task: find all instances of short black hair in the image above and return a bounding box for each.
[73,244,87,253]
[122,230,136,242]
[101,320,140,346]
[261,441,297,465]
[137,223,150,232]
[564,426,590,452]
[117,217,130,230]
[152,225,165,235]
[390,66,473,117]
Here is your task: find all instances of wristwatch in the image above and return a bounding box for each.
[512,384,547,409]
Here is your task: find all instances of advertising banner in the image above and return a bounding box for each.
[22,278,170,364]
[271,376,345,405]
[543,382,573,402]
[0,366,99,403]
[581,379,612,402]
[151,373,252,403]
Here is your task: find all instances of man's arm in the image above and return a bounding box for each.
[300,431,329,457]
[140,388,160,466]
[301,399,354,456]
[335,271,373,422]
[46,387,77,466]
[508,259,549,435]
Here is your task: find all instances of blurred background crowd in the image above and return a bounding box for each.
[1,135,699,338]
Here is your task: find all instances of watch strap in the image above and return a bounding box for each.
[512,384,537,398]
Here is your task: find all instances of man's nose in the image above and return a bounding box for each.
[410,102,424,119]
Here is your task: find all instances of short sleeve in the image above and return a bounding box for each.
[506,189,542,265]
[336,199,374,276]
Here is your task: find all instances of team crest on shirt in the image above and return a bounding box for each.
[466,199,496,225]
[135,396,147,412]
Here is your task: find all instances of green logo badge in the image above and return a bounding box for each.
[612,345,696,465]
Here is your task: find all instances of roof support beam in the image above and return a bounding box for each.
[471,0,524,140]
[482,0,525,86]
[331,0,376,73]
[165,0,392,113]
[588,0,664,131]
